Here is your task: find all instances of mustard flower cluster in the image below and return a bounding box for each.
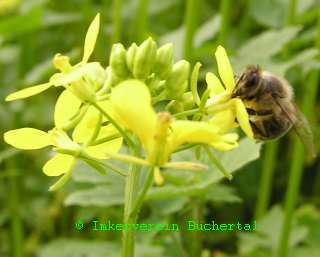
[3,14,253,189]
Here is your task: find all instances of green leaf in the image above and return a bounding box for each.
[64,185,124,207]
[248,0,287,28]
[205,184,242,203]
[43,11,81,27]
[150,197,189,215]
[194,15,220,48]
[238,205,308,255]
[72,161,125,185]
[231,27,319,77]
[160,26,184,60]
[0,8,43,39]
[237,27,301,59]
[38,238,164,257]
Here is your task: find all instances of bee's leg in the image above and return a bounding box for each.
[249,120,269,139]
[246,108,273,116]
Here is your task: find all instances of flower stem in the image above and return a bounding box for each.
[80,155,127,177]
[7,164,23,257]
[287,0,297,25]
[275,140,304,257]
[103,151,149,166]
[183,0,200,62]
[188,198,204,257]
[174,108,201,118]
[130,166,154,218]
[204,146,232,180]
[219,0,232,45]
[276,6,319,257]
[90,133,121,146]
[112,0,122,43]
[255,141,279,219]
[91,101,135,148]
[135,0,149,42]
[121,148,141,257]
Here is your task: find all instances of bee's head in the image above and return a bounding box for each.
[232,65,261,99]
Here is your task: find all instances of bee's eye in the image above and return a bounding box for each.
[246,73,258,87]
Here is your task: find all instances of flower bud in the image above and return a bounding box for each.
[109,43,130,79]
[182,92,194,110]
[166,60,190,99]
[126,43,138,73]
[133,38,157,79]
[69,80,96,103]
[153,43,173,79]
[85,63,106,91]
[165,100,184,114]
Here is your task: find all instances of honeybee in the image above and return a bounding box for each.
[232,65,316,158]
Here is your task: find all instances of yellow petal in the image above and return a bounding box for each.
[43,154,75,176]
[206,72,225,96]
[5,83,52,101]
[98,100,115,122]
[4,128,52,149]
[210,109,237,133]
[110,80,157,152]
[97,123,120,140]
[210,133,239,151]
[86,137,123,159]
[171,120,220,150]
[82,13,100,63]
[54,90,82,128]
[234,99,254,139]
[215,45,235,93]
[72,106,100,143]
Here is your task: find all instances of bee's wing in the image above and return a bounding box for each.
[274,97,316,159]
[291,104,316,159]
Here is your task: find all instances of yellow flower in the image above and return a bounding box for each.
[0,0,19,14]
[3,122,122,190]
[5,13,101,102]
[109,80,239,167]
[206,45,254,139]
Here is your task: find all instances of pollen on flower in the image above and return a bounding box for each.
[48,128,80,151]
[53,53,72,72]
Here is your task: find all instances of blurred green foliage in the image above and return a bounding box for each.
[0,0,319,257]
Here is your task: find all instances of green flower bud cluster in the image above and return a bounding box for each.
[106,38,192,112]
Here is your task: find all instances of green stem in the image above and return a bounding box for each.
[130,166,154,218]
[189,198,204,257]
[219,0,232,45]
[135,0,150,42]
[287,0,297,25]
[8,165,23,257]
[204,146,232,180]
[90,133,121,146]
[91,102,135,148]
[80,155,127,177]
[275,140,304,257]
[183,0,200,62]
[121,148,141,257]
[276,8,319,257]
[112,0,122,43]
[173,108,201,118]
[255,141,279,219]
